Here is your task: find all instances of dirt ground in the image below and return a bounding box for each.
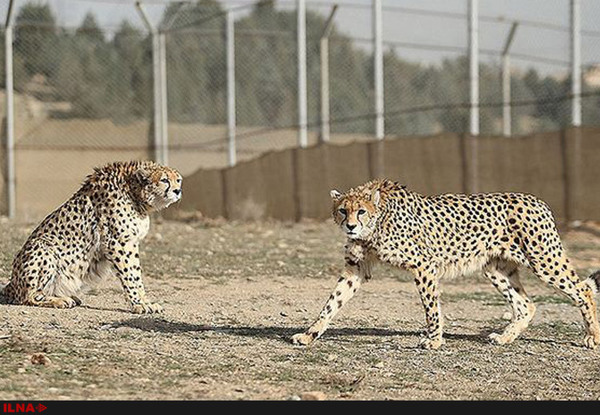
[1,217,600,401]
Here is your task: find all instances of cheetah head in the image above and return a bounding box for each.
[134,165,182,212]
[330,187,381,240]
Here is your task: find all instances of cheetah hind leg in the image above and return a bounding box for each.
[26,291,79,309]
[484,259,536,345]
[19,259,80,309]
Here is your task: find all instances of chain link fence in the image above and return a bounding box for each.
[1,0,600,219]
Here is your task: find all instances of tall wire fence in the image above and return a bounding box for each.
[1,0,600,219]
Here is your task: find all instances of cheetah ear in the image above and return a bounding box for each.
[371,189,381,207]
[134,168,151,185]
[330,190,342,200]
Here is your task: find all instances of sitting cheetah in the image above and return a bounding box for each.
[1,160,182,314]
[292,179,600,349]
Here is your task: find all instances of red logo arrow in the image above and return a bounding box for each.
[36,404,47,413]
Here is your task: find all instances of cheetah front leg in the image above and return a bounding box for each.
[413,268,444,350]
[105,239,163,314]
[291,262,362,346]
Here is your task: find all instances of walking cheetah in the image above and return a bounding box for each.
[1,160,182,313]
[292,179,600,349]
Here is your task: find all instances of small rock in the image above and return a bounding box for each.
[374,361,385,369]
[300,391,327,400]
[30,353,51,366]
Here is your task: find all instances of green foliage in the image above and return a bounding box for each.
[7,0,600,135]
[14,3,60,79]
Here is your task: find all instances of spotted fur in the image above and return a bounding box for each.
[1,160,182,313]
[292,178,600,349]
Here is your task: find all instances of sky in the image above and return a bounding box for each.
[2,0,599,75]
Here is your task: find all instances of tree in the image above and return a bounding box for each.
[109,20,151,122]
[52,12,110,118]
[76,13,105,44]
[14,3,60,80]
[8,0,591,137]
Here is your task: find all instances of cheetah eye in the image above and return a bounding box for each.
[338,208,347,215]
[357,209,366,215]
[160,178,169,184]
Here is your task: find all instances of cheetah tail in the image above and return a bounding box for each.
[0,281,8,298]
[585,270,600,295]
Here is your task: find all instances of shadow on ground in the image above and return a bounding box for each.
[110,316,497,346]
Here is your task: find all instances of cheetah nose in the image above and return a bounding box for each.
[347,224,357,231]
[173,189,181,196]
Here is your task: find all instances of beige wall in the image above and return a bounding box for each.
[3,126,600,223]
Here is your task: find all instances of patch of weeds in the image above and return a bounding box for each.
[388,370,425,386]
[270,368,301,383]
[531,320,580,337]
[297,351,328,365]
[444,291,504,306]
[531,294,571,305]
[566,242,600,251]
[319,372,366,393]
[365,355,382,366]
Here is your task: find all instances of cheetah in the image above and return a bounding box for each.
[1,160,182,314]
[291,179,600,350]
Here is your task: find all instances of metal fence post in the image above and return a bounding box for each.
[319,5,338,144]
[4,0,16,219]
[373,0,384,140]
[159,1,191,167]
[570,0,581,127]
[135,1,163,164]
[297,0,308,148]
[226,9,237,167]
[468,0,479,136]
[159,31,168,166]
[501,22,518,137]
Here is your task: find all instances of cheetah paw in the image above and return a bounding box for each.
[50,297,79,309]
[583,334,600,350]
[488,332,515,345]
[131,302,164,314]
[291,332,316,346]
[419,336,444,350]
